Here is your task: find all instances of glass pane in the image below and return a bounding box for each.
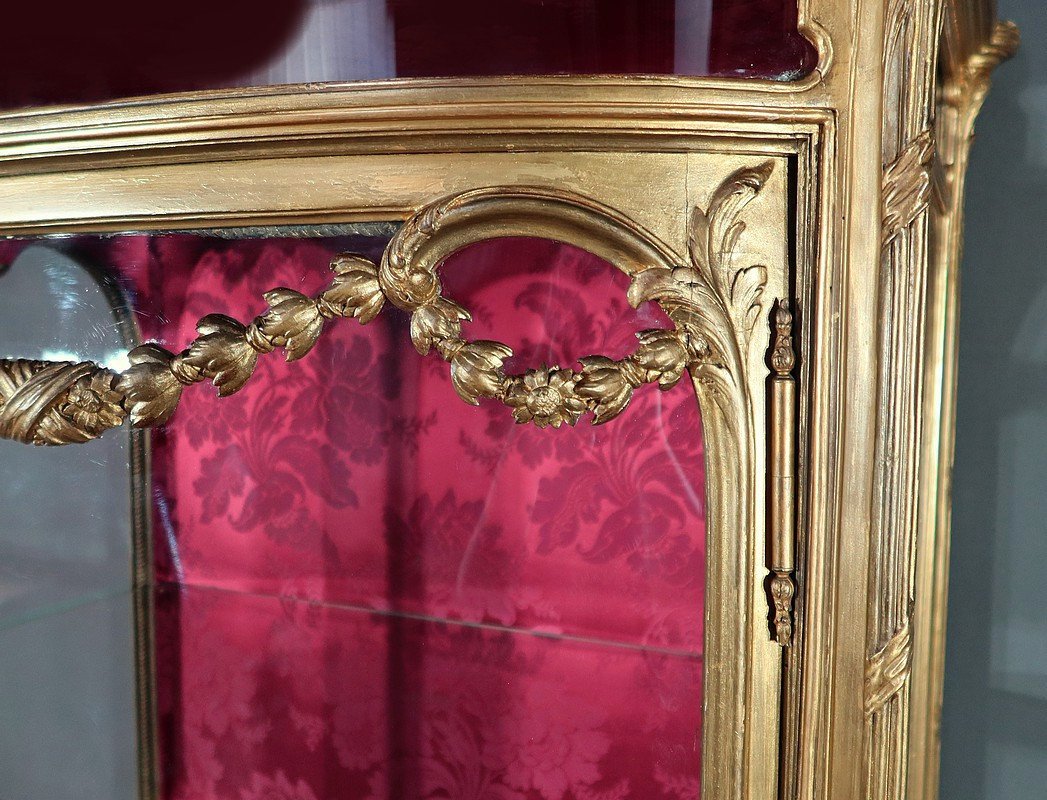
[155,582,702,799]
[0,231,707,799]
[0,246,138,800]
[0,1,813,109]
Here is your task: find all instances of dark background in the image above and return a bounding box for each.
[941,0,1047,797]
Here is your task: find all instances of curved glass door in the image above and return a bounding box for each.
[0,230,707,799]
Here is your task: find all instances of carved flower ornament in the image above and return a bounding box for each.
[505,367,588,428]
[62,371,126,436]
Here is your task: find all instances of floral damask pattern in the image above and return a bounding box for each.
[3,233,707,799]
[156,584,702,800]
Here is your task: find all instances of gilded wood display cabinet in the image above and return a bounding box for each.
[0,2,1016,799]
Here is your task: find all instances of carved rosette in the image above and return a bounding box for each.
[0,167,774,445]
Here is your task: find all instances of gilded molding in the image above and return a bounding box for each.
[865,3,946,798]
[0,167,775,445]
[865,621,914,716]
[882,129,935,247]
[0,2,1014,798]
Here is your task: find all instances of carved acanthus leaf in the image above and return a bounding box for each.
[730,265,769,340]
[687,162,773,348]
[627,268,733,382]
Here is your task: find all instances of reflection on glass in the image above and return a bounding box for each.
[0,246,137,800]
[0,232,707,799]
[0,0,814,109]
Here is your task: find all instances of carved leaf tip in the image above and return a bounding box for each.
[626,267,681,309]
[734,160,775,190]
[577,356,637,425]
[690,160,775,287]
[729,264,768,339]
[319,254,385,324]
[410,297,472,355]
[116,344,184,427]
[449,340,512,405]
[255,288,326,362]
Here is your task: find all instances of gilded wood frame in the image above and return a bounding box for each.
[0,1,1014,799]
[0,113,815,800]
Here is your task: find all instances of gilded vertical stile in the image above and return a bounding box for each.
[865,2,946,799]
[907,17,1019,800]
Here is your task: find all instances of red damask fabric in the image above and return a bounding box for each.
[4,234,707,799]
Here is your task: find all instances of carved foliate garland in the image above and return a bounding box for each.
[0,167,775,448]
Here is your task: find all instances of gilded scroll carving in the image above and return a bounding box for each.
[965,21,1021,97]
[0,168,775,445]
